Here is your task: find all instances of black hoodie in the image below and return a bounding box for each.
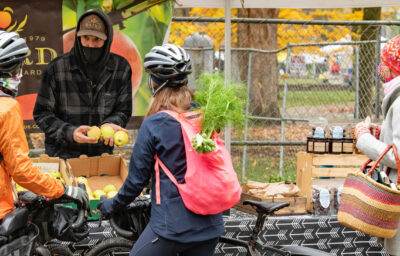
[73,9,114,85]
[33,9,132,159]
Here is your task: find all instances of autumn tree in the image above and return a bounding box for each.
[236,8,280,117]
[170,7,391,119]
[359,7,381,119]
[169,8,237,49]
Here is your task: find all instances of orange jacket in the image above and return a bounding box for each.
[0,95,64,219]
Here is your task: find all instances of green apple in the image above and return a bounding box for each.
[16,184,27,192]
[107,191,118,198]
[87,126,101,140]
[114,131,129,146]
[49,170,61,179]
[93,190,106,200]
[76,176,93,197]
[76,176,87,184]
[103,184,117,194]
[101,125,115,139]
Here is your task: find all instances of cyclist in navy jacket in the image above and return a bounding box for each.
[98,44,224,256]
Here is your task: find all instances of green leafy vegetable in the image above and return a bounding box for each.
[193,72,247,153]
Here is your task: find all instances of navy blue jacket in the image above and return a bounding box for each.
[113,112,225,243]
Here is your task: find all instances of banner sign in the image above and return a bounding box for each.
[0,0,173,132]
[0,0,63,131]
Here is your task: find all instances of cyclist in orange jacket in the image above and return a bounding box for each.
[0,31,89,220]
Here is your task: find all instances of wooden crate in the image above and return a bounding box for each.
[233,192,307,216]
[296,151,370,212]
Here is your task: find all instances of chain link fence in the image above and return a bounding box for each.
[170,16,400,183]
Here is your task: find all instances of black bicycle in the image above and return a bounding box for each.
[86,195,151,256]
[87,197,332,256]
[219,200,332,256]
[0,189,86,256]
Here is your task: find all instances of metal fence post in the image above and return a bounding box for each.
[279,44,291,177]
[374,26,381,121]
[224,0,232,153]
[355,45,360,119]
[241,53,252,183]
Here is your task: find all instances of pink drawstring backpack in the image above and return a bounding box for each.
[154,110,242,215]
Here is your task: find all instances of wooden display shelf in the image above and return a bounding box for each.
[296,152,370,212]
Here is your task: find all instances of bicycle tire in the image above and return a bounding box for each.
[86,237,134,256]
[46,244,74,256]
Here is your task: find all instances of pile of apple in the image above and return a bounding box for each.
[93,184,118,200]
[47,170,66,184]
[87,125,129,146]
[76,176,118,200]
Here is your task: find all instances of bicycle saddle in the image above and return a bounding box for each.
[0,207,29,236]
[243,200,289,214]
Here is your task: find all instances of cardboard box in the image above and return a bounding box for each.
[66,154,128,220]
[31,154,72,185]
[233,192,307,216]
[13,154,71,198]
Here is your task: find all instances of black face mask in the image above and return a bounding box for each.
[82,46,103,64]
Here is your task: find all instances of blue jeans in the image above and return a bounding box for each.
[130,225,219,256]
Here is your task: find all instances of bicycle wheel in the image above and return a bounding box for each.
[86,237,134,256]
[46,244,74,256]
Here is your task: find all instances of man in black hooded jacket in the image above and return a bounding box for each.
[33,9,132,159]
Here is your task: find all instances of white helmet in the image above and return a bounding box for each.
[0,31,28,97]
[0,31,28,77]
[144,44,192,95]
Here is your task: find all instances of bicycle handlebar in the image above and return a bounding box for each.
[99,195,151,239]
[71,183,86,229]
[17,183,87,230]
[109,217,135,238]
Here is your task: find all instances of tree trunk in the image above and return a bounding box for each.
[173,8,190,17]
[237,8,280,117]
[359,7,381,119]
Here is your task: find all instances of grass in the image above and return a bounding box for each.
[279,90,355,108]
[278,78,325,85]
[232,153,297,185]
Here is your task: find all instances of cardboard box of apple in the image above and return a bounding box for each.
[76,176,117,200]
[86,125,129,146]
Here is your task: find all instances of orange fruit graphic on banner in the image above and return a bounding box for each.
[0,8,12,29]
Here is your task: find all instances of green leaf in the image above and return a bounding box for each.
[194,72,247,138]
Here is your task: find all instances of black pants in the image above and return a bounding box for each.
[130,225,219,256]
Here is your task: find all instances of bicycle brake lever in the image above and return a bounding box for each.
[98,211,103,228]
[97,195,108,227]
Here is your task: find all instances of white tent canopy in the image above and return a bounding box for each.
[175,0,400,8]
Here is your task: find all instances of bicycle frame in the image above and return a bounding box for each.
[219,210,290,256]
[219,200,332,256]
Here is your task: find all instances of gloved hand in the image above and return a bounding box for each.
[355,121,370,139]
[62,185,89,212]
[354,116,372,139]
[97,198,115,217]
[370,124,381,139]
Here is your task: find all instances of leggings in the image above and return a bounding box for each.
[130,225,219,256]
